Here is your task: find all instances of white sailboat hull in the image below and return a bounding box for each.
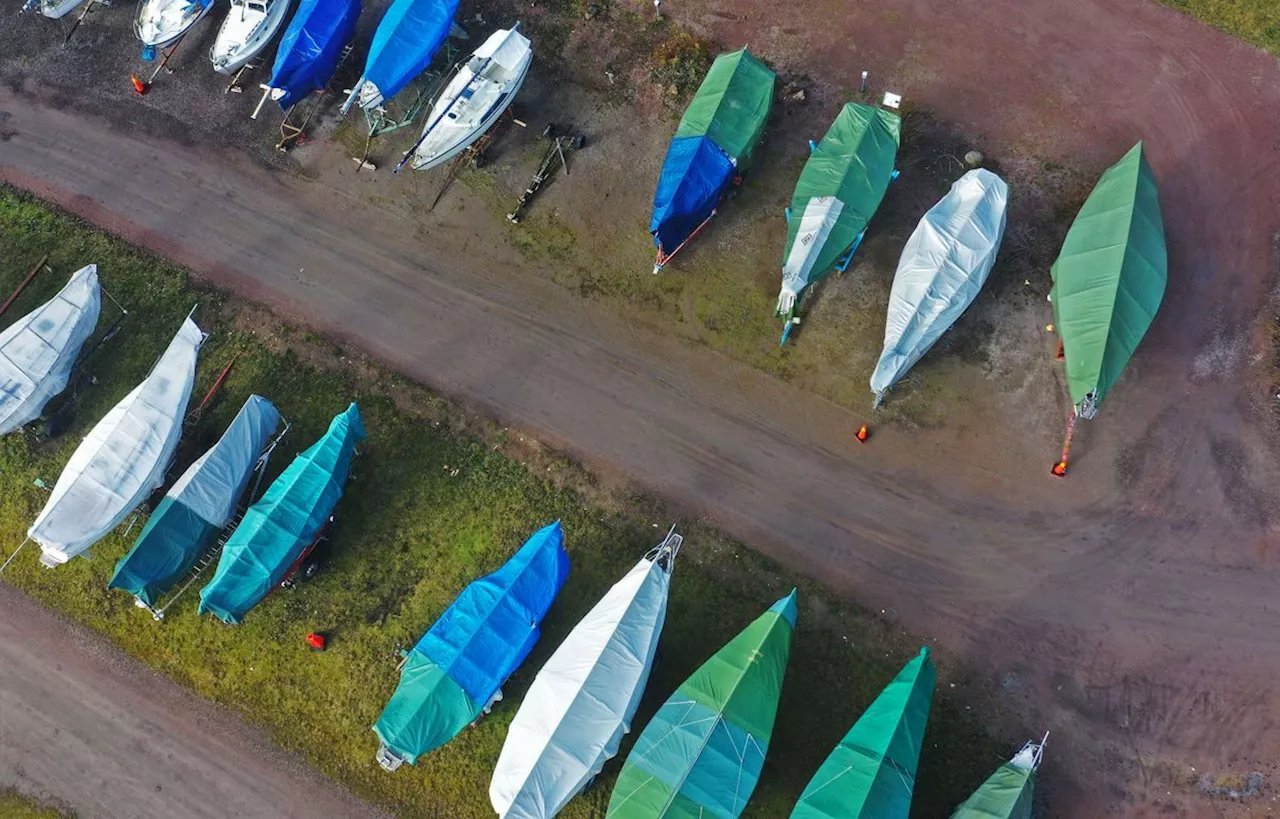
[38,0,88,19]
[136,0,215,48]
[210,0,291,74]
[410,26,532,172]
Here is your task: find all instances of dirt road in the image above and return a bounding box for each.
[2,0,1280,815]
[0,584,389,819]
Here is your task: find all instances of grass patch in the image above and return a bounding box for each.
[0,186,1006,818]
[1160,0,1280,54]
[0,790,74,819]
[648,27,713,106]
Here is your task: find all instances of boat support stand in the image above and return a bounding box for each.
[60,0,107,45]
[427,109,526,211]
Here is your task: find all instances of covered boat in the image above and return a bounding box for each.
[790,647,936,819]
[345,0,460,111]
[949,738,1046,819]
[373,521,570,770]
[490,529,681,819]
[135,0,217,47]
[28,316,203,567]
[607,590,797,819]
[211,0,293,75]
[0,265,101,436]
[650,49,775,272]
[197,402,364,624]
[777,102,899,322]
[1049,142,1166,420]
[870,169,1008,405]
[109,395,282,608]
[407,25,532,172]
[264,0,361,109]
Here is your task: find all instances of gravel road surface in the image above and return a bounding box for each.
[0,583,390,819]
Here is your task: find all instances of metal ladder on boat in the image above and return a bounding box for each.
[141,507,245,620]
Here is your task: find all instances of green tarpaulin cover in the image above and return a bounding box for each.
[790,647,935,819]
[607,590,797,819]
[1050,142,1166,417]
[674,48,774,163]
[198,403,365,624]
[949,758,1035,819]
[777,103,900,316]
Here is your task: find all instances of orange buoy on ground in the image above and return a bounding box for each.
[306,632,326,651]
[1050,461,1067,477]
[130,74,148,95]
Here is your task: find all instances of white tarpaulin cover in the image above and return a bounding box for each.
[489,538,679,819]
[778,197,843,315]
[0,265,102,436]
[29,316,204,565]
[168,394,281,527]
[870,169,1008,400]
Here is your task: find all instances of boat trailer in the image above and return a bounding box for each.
[506,124,585,224]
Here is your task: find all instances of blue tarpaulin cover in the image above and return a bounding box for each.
[373,521,570,763]
[268,0,362,109]
[359,0,459,106]
[650,135,735,255]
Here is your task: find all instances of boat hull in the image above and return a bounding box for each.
[39,0,87,20]
[136,0,215,48]
[410,31,531,171]
[211,0,292,74]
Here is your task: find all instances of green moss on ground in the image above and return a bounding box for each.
[1161,0,1280,53]
[0,790,74,819]
[0,186,1005,818]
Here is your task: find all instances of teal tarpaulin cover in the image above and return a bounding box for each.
[110,395,281,607]
[198,402,365,624]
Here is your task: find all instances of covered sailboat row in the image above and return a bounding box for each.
[109,394,283,609]
[490,529,681,819]
[198,402,364,623]
[344,0,461,111]
[0,264,101,436]
[777,102,900,327]
[607,589,797,819]
[871,169,1009,404]
[373,521,570,769]
[265,0,362,109]
[650,48,775,273]
[28,316,204,567]
[792,647,935,819]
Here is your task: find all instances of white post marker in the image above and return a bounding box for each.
[653,0,661,18]
[860,70,868,92]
